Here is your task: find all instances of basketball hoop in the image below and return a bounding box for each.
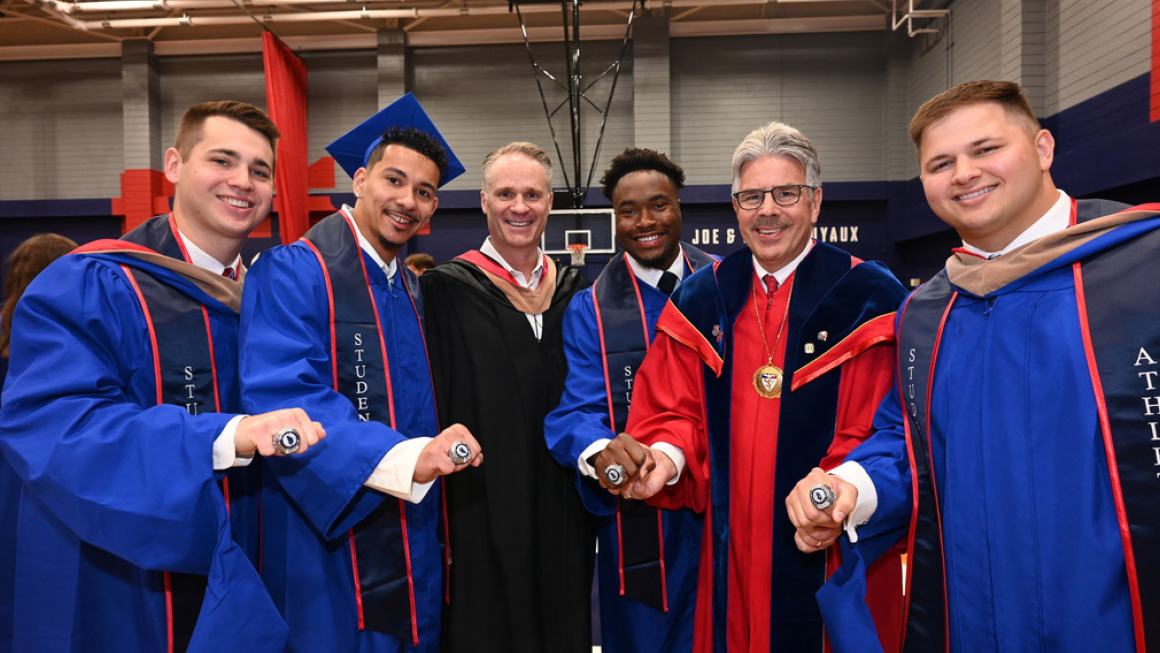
[567,242,589,267]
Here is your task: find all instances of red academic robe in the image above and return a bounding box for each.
[630,260,903,653]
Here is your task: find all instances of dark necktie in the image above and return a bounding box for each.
[222,266,236,281]
[657,271,679,296]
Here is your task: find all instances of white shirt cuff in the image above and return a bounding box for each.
[578,438,613,479]
[213,415,253,470]
[828,461,877,543]
[364,437,435,504]
[650,442,686,486]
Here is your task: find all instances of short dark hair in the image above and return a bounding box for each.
[405,252,436,271]
[174,100,281,165]
[600,148,685,199]
[909,80,1041,151]
[366,126,450,184]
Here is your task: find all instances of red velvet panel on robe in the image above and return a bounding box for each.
[629,269,902,653]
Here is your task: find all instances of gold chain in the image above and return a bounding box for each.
[752,274,793,365]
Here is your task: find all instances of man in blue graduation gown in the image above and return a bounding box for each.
[238,95,482,653]
[0,101,326,652]
[544,148,713,652]
[789,80,1160,652]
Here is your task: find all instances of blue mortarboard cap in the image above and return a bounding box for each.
[325,92,465,187]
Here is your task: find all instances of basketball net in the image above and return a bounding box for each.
[568,243,588,267]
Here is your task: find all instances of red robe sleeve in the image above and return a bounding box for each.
[624,306,715,514]
[820,340,897,470]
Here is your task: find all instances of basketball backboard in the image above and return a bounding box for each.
[541,208,617,257]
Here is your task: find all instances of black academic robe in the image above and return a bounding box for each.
[421,255,596,653]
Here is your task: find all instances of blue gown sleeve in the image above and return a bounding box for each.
[847,387,915,542]
[238,245,410,540]
[543,289,618,517]
[0,256,232,573]
[816,388,913,653]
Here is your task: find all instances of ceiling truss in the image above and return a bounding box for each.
[2,0,908,61]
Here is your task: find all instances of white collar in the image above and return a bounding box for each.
[481,237,544,290]
[753,239,814,286]
[961,190,1070,259]
[626,245,685,289]
[343,204,397,279]
[177,228,240,276]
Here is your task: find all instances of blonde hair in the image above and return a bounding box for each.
[481,142,552,190]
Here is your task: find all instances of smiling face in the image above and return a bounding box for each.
[351,143,440,263]
[166,115,275,263]
[613,169,683,270]
[734,155,820,272]
[917,102,1057,252]
[481,152,553,260]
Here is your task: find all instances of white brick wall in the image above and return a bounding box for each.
[671,31,889,186]
[0,58,123,200]
[1046,0,1151,113]
[0,2,1153,203]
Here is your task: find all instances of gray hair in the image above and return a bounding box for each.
[481,142,553,190]
[730,121,821,193]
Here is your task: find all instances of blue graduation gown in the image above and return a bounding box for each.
[843,201,1160,652]
[544,249,708,653]
[0,248,285,652]
[238,218,442,652]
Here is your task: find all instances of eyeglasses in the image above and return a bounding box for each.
[731,185,816,210]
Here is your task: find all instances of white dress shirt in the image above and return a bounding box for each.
[345,205,435,503]
[578,248,688,480]
[657,240,815,483]
[480,236,547,340]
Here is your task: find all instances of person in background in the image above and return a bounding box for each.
[0,232,76,648]
[405,252,436,276]
[0,233,78,394]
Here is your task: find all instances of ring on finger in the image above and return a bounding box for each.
[448,441,472,465]
[604,463,627,487]
[273,427,302,455]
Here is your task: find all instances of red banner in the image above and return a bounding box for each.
[263,31,310,243]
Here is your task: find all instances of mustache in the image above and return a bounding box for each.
[753,218,788,230]
[383,206,419,222]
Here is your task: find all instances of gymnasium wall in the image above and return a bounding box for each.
[0,0,1156,284]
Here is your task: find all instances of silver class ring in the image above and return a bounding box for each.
[604,463,627,487]
[809,484,836,510]
[449,441,472,465]
[273,427,302,455]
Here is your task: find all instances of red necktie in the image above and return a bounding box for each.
[222,266,236,281]
[764,274,777,308]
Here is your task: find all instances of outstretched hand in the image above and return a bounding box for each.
[786,467,858,553]
[414,423,482,484]
[592,432,656,495]
[235,408,326,457]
